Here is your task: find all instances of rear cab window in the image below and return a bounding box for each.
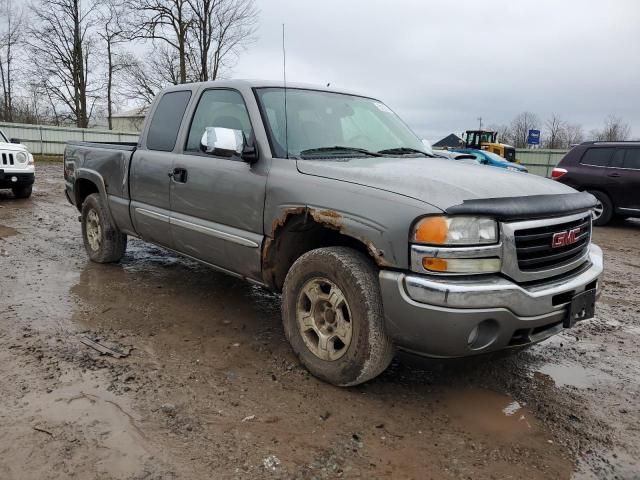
[146,91,192,151]
[579,148,614,167]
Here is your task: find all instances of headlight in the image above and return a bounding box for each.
[413,216,498,245]
[506,166,521,172]
[16,152,27,164]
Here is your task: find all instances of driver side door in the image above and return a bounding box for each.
[169,88,268,280]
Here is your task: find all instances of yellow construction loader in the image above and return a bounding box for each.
[463,130,516,162]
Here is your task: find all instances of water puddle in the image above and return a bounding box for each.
[20,372,154,479]
[440,388,537,437]
[0,224,19,238]
[535,362,614,388]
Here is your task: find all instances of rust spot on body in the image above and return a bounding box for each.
[309,209,343,230]
[262,206,391,289]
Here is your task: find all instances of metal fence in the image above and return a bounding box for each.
[0,121,140,156]
[516,149,568,177]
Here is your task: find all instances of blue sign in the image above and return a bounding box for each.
[527,129,541,145]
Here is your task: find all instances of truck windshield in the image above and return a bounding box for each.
[255,88,427,159]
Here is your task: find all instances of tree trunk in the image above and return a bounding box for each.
[6,26,12,122]
[107,41,113,129]
[177,6,187,84]
[73,0,88,127]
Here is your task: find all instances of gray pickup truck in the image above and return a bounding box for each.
[64,80,603,386]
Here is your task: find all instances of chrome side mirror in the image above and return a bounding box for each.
[200,127,244,157]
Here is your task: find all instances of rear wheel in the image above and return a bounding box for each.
[81,193,127,263]
[589,191,613,226]
[12,185,32,199]
[282,247,394,386]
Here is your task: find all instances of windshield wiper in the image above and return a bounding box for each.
[377,147,433,157]
[299,146,384,158]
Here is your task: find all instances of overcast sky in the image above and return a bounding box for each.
[233,0,640,142]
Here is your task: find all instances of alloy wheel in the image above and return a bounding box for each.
[296,277,353,361]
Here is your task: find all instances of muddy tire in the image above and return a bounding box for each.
[12,185,32,199]
[589,190,613,226]
[282,247,394,386]
[81,193,127,263]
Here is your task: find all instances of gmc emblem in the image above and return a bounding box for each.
[552,228,581,248]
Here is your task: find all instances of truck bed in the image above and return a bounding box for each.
[66,141,138,151]
[65,141,138,203]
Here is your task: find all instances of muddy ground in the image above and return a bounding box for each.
[0,163,638,479]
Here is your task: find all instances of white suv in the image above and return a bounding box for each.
[0,129,34,198]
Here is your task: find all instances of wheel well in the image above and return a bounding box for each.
[585,189,612,204]
[75,179,99,210]
[262,211,378,292]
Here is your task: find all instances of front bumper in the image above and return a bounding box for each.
[0,171,34,188]
[379,244,603,357]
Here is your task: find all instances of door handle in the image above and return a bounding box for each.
[607,172,621,177]
[169,168,188,183]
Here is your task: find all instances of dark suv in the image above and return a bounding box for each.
[552,141,640,225]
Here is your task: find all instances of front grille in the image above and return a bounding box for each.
[1,152,15,166]
[514,214,591,272]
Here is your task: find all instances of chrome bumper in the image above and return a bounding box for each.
[379,244,603,357]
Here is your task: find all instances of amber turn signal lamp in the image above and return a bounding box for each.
[422,257,448,272]
[415,217,448,244]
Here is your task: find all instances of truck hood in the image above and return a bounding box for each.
[0,142,28,153]
[296,156,576,211]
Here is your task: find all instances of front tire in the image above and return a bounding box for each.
[81,193,127,263]
[589,190,613,226]
[282,247,394,386]
[12,185,32,199]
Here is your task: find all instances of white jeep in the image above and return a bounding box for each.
[0,128,34,198]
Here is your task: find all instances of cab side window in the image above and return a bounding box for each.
[609,149,625,168]
[147,91,192,152]
[580,148,614,167]
[186,89,253,152]
[622,149,640,170]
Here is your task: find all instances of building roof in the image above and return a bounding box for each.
[112,106,148,118]
[433,133,463,148]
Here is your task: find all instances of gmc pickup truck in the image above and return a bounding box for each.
[0,129,35,198]
[64,80,603,386]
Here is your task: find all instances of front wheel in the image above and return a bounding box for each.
[12,185,32,199]
[589,190,613,226]
[282,247,394,386]
[81,193,127,263]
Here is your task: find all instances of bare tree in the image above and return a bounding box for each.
[0,0,23,122]
[487,124,513,146]
[97,0,131,129]
[187,0,257,81]
[544,114,566,149]
[509,112,540,148]
[130,0,192,84]
[591,115,631,142]
[120,49,179,105]
[28,0,99,127]
[563,123,584,147]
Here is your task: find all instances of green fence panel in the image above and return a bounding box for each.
[0,121,140,155]
[517,149,569,177]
